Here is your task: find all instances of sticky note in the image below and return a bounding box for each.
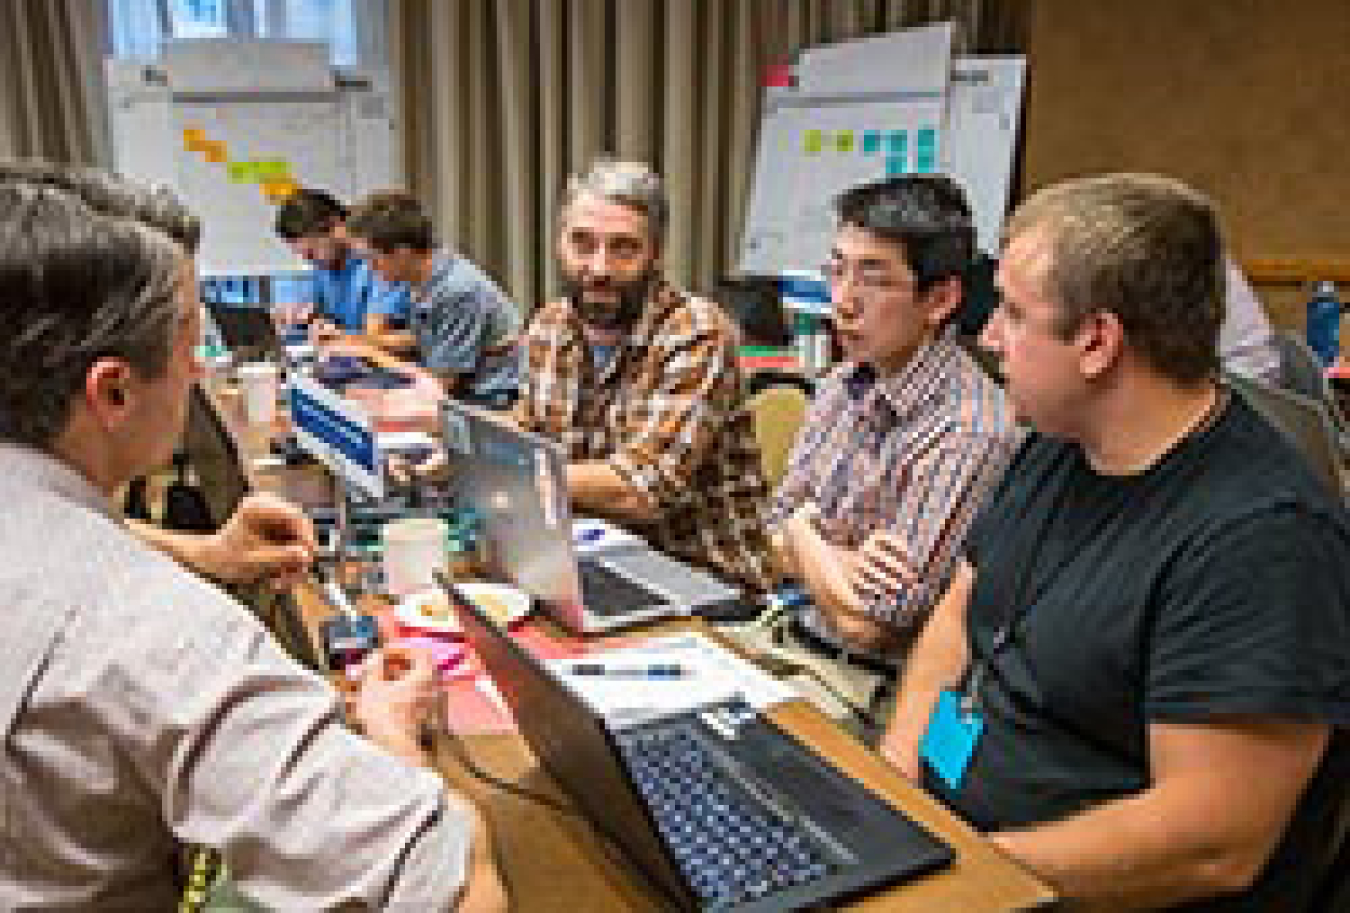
[227,161,255,183]
[861,131,882,155]
[256,159,292,180]
[182,127,206,149]
[803,130,824,155]
[199,140,227,163]
[885,154,907,177]
[262,179,297,202]
[887,130,907,154]
[835,130,855,152]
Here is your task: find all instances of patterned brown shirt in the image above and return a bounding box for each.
[514,281,774,591]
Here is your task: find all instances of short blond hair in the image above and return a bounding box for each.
[1006,173,1224,385]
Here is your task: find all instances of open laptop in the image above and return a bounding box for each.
[440,399,742,633]
[206,302,286,364]
[442,577,953,911]
[181,383,325,673]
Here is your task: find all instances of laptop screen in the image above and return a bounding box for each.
[440,576,696,909]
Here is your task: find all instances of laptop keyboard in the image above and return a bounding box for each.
[578,560,670,616]
[618,722,832,907]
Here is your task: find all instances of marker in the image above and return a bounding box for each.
[575,527,605,545]
[568,663,688,679]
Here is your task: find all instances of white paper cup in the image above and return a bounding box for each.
[237,362,280,425]
[382,517,448,596]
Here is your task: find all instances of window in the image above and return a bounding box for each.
[105,0,386,68]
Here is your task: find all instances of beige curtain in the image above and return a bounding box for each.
[391,0,1023,312]
[0,0,109,165]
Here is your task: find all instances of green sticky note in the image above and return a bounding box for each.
[862,131,882,154]
[255,159,292,181]
[836,130,855,152]
[803,130,825,155]
[227,161,253,183]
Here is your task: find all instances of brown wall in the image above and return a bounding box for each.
[1019,0,1350,327]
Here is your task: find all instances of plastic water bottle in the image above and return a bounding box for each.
[1305,280,1342,365]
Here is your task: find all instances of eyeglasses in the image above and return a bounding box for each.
[820,260,915,296]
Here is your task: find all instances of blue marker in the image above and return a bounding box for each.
[576,527,605,545]
[568,663,688,679]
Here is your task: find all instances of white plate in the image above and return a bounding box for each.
[395,582,532,635]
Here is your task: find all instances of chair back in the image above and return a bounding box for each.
[1227,373,1343,496]
[747,384,810,487]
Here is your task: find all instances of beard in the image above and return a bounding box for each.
[559,268,656,332]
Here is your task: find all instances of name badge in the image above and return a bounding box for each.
[920,688,985,791]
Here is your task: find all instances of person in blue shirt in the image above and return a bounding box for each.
[344,191,522,409]
[274,188,414,355]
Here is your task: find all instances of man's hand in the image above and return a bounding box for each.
[195,492,317,587]
[309,317,343,345]
[878,719,924,782]
[352,647,441,759]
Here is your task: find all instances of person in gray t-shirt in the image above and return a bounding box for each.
[345,191,522,407]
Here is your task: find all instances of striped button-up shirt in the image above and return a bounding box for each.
[514,281,774,591]
[769,330,1021,633]
[0,444,471,910]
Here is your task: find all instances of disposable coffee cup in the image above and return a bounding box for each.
[237,362,280,425]
[382,517,448,596]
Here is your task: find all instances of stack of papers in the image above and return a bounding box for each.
[547,633,796,727]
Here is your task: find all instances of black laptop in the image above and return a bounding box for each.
[206,302,286,364]
[440,576,953,911]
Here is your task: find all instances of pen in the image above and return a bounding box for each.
[568,663,688,678]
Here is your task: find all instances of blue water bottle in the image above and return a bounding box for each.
[1305,280,1343,365]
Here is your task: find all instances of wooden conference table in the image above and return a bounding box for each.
[211,371,1055,911]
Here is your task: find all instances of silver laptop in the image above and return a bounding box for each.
[441,400,742,633]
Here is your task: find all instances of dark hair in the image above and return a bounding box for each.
[0,159,201,254]
[0,184,185,447]
[346,190,436,252]
[274,188,347,240]
[716,277,791,347]
[834,175,975,292]
[1006,172,1223,386]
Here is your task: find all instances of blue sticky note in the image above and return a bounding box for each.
[861,130,882,154]
[915,127,938,171]
[886,129,908,154]
[920,689,984,791]
[885,154,907,177]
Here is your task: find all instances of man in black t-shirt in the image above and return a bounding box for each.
[880,173,1350,911]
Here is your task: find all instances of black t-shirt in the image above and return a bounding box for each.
[930,392,1350,911]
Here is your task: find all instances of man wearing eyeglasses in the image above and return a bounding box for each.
[512,159,774,592]
[768,176,1021,696]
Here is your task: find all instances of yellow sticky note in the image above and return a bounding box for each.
[262,179,298,202]
[182,127,206,148]
[803,130,824,155]
[836,130,855,152]
[200,140,228,163]
[227,161,254,183]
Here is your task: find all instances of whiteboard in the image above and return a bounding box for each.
[107,42,398,276]
[738,25,953,275]
[739,94,948,274]
[944,57,1026,254]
